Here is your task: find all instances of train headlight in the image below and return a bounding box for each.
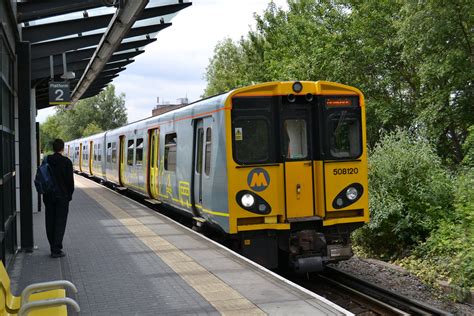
[237,190,271,214]
[346,187,358,201]
[292,81,303,93]
[241,194,255,208]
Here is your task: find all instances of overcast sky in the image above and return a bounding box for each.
[37,0,288,123]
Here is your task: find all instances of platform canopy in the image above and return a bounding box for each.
[18,0,191,109]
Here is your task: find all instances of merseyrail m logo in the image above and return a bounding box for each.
[247,168,270,192]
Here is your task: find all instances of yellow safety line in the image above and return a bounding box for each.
[195,204,229,217]
[76,176,265,315]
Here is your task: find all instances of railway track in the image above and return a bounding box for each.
[288,266,452,315]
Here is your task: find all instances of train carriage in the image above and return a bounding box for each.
[65,81,369,272]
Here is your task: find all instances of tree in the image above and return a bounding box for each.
[203,0,473,165]
[397,0,473,165]
[42,84,127,141]
[40,115,63,153]
[203,38,249,97]
[82,122,103,137]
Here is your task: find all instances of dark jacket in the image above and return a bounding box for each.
[47,153,74,201]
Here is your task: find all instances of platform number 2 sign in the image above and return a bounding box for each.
[49,82,71,106]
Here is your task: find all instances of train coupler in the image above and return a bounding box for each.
[290,256,324,273]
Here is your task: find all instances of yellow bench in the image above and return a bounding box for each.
[0,262,79,316]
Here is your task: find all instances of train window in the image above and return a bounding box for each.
[83,145,87,161]
[205,128,212,175]
[196,128,203,174]
[151,135,156,166]
[327,110,362,159]
[127,139,135,166]
[93,144,97,161]
[136,138,144,165]
[107,143,112,163]
[283,119,308,160]
[164,133,177,171]
[111,142,117,163]
[97,144,101,162]
[233,119,269,164]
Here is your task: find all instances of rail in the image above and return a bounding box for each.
[318,267,453,315]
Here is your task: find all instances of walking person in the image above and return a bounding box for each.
[43,138,74,258]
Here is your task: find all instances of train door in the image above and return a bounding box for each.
[148,128,160,199]
[119,135,126,186]
[281,104,315,218]
[193,118,213,214]
[79,142,83,172]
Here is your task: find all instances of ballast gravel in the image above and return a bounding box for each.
[331,256,473,315]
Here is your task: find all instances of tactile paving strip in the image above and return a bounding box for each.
[76,177,266,315]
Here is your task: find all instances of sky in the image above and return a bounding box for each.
[37,0,288,124]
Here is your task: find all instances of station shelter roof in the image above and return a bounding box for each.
[18,0,191,109]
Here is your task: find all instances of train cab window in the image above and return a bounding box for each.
[127,139,135,166]
[136,138,144,165]
[283,119,308,160]
[164,133,177,171]
[204,128,212,175]
[111,142,117,163]
[327,110,362,159]
[196,128,203,174]
[231,96,276,164]
[233,119,269,164]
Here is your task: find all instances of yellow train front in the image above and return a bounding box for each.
[225,81,368,272]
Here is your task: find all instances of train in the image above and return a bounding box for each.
[65,81,369,273]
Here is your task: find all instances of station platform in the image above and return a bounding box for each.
[9,175,350,315]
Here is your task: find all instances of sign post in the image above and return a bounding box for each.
[49,81,71,106]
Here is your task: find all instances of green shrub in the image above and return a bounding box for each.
[399,170,474,297]
[353,129,454,258]
[462,126,474,168]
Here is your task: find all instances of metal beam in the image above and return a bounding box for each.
[17,0,109,23]
[35,61,129,101]
[82,89,105,99]
[31,23,169,59]
[23,2,191,43]
[33,49,143,73]
[71,73,119,85]
[102,59,134,70]
[33,49,134,81]
[71,0,151,104]
[17,41,34,251]
[23,14,114,43]
[36,73,118,97]
[69,74,119,89]
[31,38,155,70]
[72,66,127,83]
[31,33,102,60]
[139,2,192,20]
[32,59,90,80]
[88,79,114,90]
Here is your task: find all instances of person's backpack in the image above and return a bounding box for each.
[34,156,57,194]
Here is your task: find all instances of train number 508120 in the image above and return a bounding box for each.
[333,168,359,175]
